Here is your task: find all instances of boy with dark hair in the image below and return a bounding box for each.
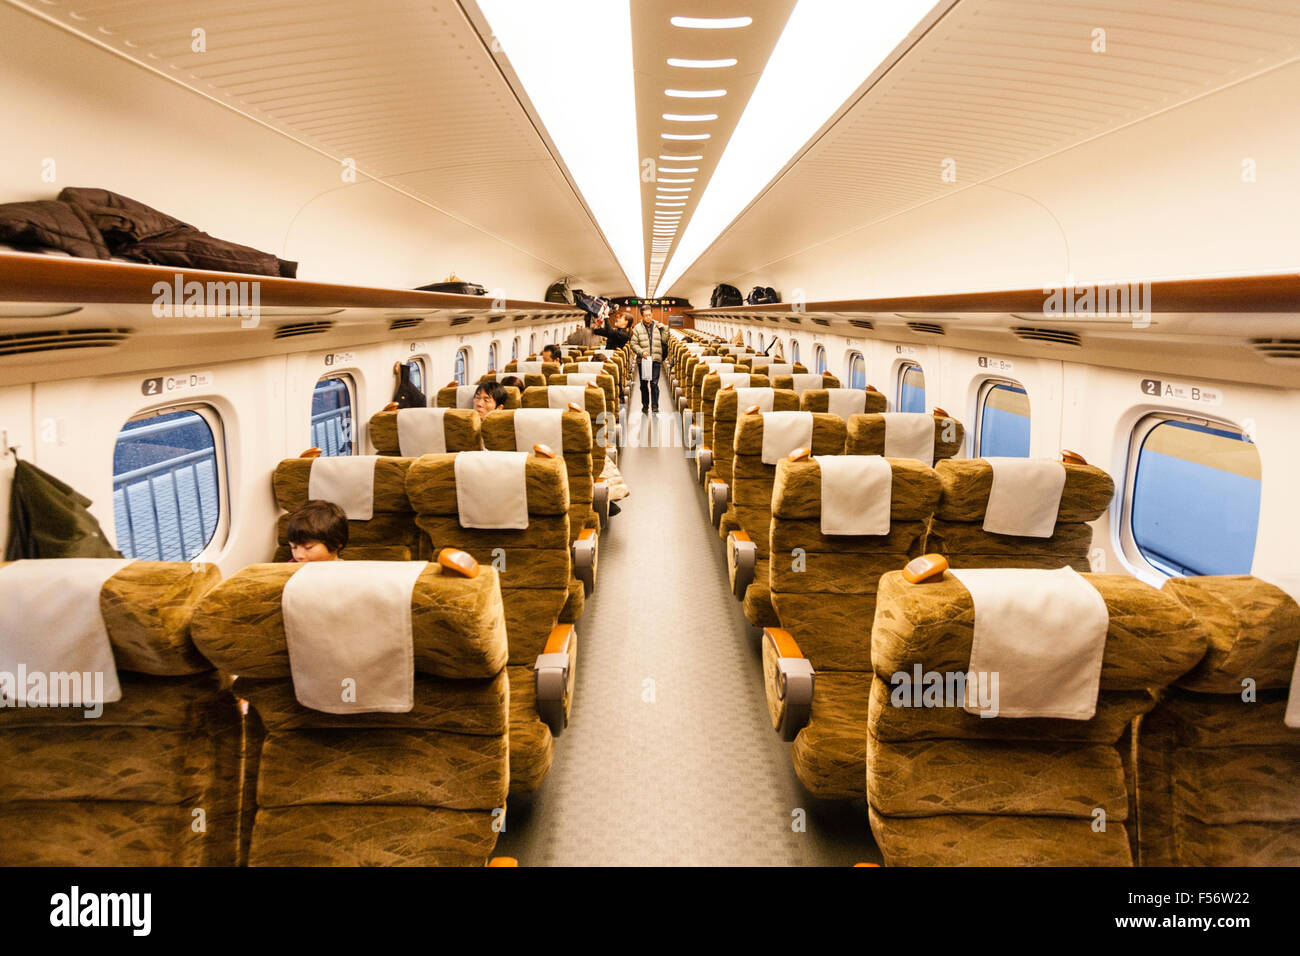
[286,499,348,562]
[472,380,508,417]
[540,343,562,363]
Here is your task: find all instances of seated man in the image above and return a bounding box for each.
[500,375,525,392]
[286,499,348,562]
[472,381,508,417]
[540,343,562,363]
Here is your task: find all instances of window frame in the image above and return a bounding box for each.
[487,342,499,374]
[790,339,800,364]
[403,355,427,395]
[311,372,358,456]
[453,348,470,386]
[814,344,828,375]
[896,361,925,413]
[114,401,230,562]
[846,351,866,390]
[1119,411,1261,583]
[511,336,520,361]
[974,377,1031,458]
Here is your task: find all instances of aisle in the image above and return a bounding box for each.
[494,366,881,866]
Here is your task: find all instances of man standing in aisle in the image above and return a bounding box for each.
[628,306,667,414]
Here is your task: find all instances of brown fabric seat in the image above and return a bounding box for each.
[865,570,1208,866]
[788,670,874,799]
[368,407,481,457]
[1137,575,1300,865]
[0,561,240,866]
[436,383,523,409]
[696,373,771,485]
[190,562,511,865]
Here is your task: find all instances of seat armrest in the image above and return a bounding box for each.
[572,528,597,597]
[728,530,757,600]
[762,628,815,741]
[709,480,729,528]
[697,445,713,484]
[592,480,610,528]
[534,624,577,736]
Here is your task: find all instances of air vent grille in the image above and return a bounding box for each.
[849,319,874,330]
[1252,338,1300,362]
[785,316,802,324]
[387,316,426,331]
[0,327,132,357]
[450,316,473,327]
[1013,326,1082,348]
[488,315,505,324]
[273,321,335,339]
[906,321,944,335]
[811,318,830,327]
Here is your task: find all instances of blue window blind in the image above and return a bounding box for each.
[1131,419,1261,576]
[979,383,1031,458]
[790,340,800,364]
[454,349,468,386]
[311,378,353,456]
[113,409,220,561]
[898,363,925,413]
[848,353,866,390]
[815,346,827,375]
[403,359,423,393]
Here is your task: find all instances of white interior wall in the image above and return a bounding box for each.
[0,3,584,299]
[677,60,1300,306]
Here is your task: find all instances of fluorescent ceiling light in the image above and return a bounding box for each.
[657,177,695,184]
[662,113,718,122]
[662,133,710,140]
[657,187,691,193]
[659,154,703,161]
[667,57,737,68]
[665,89,726,98]
[478,0,643,295]
[659,167,699,173]
[654,0,934,296]
[671,16,752,29]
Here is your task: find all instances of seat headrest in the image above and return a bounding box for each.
[934,459,1113,523]
[480,408,593,454]
[734,409,846,457]
[369,408,481,456]
[847,412,964,461]
[713,387,799,419]
[772,458,939,521]
[274,456,412,514]
[405,452,568,516]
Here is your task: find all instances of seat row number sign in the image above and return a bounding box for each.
[1140,378,1222,405]
[141,371,214,396]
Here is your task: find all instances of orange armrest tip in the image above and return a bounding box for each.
[437,548,480,578]
[383,401,399,411]
[532,443,557,459]
[902,553,948,584]
[766,628,805,660]
[544,625,574,655]
[299,447,322,458]
[788,447,811,462]
[1062,449,1088,465]
[488,857,519,867]
[932,406,950,418]
[577,528,596,542]
[731,529,752,544]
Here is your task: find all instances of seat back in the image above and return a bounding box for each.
[564,360,621,393]
[690,358,738,417]
[0,560,240,866]
[767,457,939,673]
[521,385,609,475]
[191,562,510,866]
[272,456,422,561]
[504,360,561,380]
[435,384,522,409]
[368,408,481,456]
[1138,575,1300,865]
[406,453,571,666]
[866,569,1207,866]
[700,372,771,468]
[773,372,840,396]
[801,387,887,416]
[930,459,1114,570]
[710,388,798,488]
[753,361,807,377]
[845,411,965,462]
[481,408,597,537]
[550,372,618,417]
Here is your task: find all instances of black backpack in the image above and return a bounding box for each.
[391,363,427,409]
[747,286,779,305]
[545,278,575,304]
[711,283,743,307]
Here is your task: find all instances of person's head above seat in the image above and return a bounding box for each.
[287,499,348,562]
[540,343,561,363]
[500,375,524,392]
[472,380,508,417]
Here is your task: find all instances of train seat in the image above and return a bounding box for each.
[845,411,966,463]
[751,361,807,378]
[1137,575,1300,865]
[272,455,423,562]
[406,452,577,772]
[695,372,771,486]
[521,384,609,479]
[368,407,482,457]
[772,372,841,397]
[480,407,601,602]
[709,387,799,530]
[800,386,888,418]
[437,383,524,409]
[762,455,941,798]
[865,567,1207,866]
[930,457,1115,570]
[0,560,240,866]
[190,560,512,865]
[503,360,561,381]
[725,410,847,629]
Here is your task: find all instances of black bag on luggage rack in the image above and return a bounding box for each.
[747,286,779,305]
[545,277,575,304]
[711,283,743,307]
[417,279,488,295]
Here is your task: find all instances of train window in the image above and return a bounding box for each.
[511,337,519,361]
[1128,416,1261,577]
[847,352,866,389]
[746,330,752,347]
[311,375,354,456]
[487,342,499,373]
[790,340,800,364]
[113,406,225,561]
[976,380,1031,458]
[403,358,424,393]
[897,362,925,413]
[814,345,827,375]
[528,333,536,355]
[454,348,469,386]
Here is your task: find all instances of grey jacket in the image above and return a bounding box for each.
[628,321,668,361]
